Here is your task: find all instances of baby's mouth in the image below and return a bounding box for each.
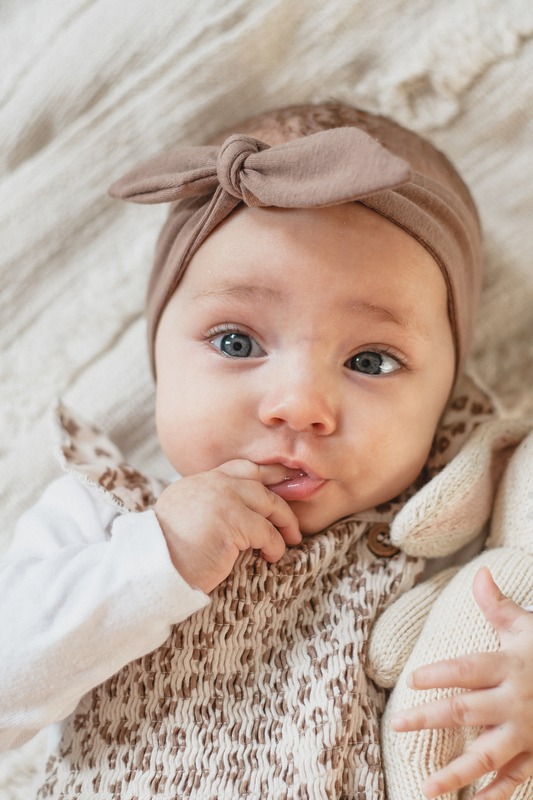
[261,464,327,502]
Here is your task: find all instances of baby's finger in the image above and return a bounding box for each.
[257,463,294,486]
[473,567,531,638]
[408,651,510,691]
[218,461,298,489]
[214,461,301,545]
[242,510,288,563]
[238,479,302,546]
[421,726,521,798]
[266,503,302,546]
[472,751,533,800]
[215,459,263,481]
[393,688,507,732]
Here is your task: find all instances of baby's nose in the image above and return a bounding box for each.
[257,374,337,435]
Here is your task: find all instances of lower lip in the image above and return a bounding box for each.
[267,475,327,502]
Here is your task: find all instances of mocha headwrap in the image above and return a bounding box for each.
[108,103,482,379]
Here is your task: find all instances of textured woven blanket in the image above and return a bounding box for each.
[1,0,533,795]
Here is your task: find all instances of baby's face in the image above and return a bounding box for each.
[155,203,455,534]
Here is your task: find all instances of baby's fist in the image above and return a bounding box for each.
[155,460,301,594]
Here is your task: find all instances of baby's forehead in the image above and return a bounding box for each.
[188,201,420,264]
[184,202,440,283]
[176,203,449,342]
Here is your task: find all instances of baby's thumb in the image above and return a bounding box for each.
[472,566,523,636]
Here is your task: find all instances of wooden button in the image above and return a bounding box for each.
[367,523,400,557]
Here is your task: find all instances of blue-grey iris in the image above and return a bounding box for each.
[347,351,383,374]
[220,333,253,358]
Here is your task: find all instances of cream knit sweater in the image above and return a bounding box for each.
[368,408,533,798]
[35,376,526,800]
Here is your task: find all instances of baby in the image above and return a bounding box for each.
[1,102,533,800]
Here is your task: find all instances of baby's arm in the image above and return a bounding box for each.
[0,460,299,754]
[0,475,209,753]
[393,567,533,799]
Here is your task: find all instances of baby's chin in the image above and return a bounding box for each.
[289,499,358,535]
[289,484,406,534]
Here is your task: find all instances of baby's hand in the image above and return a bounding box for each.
[155,460,301,594]
[392,567,533,799]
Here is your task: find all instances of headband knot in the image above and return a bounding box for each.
[217,134,270,204]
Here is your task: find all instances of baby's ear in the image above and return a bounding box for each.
[390,419,532,559]
[486,428,533,552]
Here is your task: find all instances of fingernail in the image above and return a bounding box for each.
[422,781,440,799]
[392,715,407,731]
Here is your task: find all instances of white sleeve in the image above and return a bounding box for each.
[0,475,210,753]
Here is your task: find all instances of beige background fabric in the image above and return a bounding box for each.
[1,0,533,794]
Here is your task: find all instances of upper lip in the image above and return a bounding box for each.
[257,457,325,482]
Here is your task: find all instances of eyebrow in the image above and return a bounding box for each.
[344,299,429,338]
[192,283,283,303]
[344,299,407,328]
[193,282,426,336]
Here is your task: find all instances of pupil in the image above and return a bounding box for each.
[221,333,252,358]
[350,351,382,374]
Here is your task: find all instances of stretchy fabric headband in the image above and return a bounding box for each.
[109,124,482,380]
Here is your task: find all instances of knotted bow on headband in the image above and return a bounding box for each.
[110,128,411,207]
[109,123,482,380]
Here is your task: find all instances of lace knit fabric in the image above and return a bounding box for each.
[39,518,419,799]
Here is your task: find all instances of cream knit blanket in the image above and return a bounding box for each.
[2,0,533,796]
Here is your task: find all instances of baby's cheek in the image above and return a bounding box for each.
[352,415,434,508]
[155,393,234,476]
[386,420,435,486]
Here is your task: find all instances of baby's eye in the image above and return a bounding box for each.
[345,350,401,375]
[211,332,265,358]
